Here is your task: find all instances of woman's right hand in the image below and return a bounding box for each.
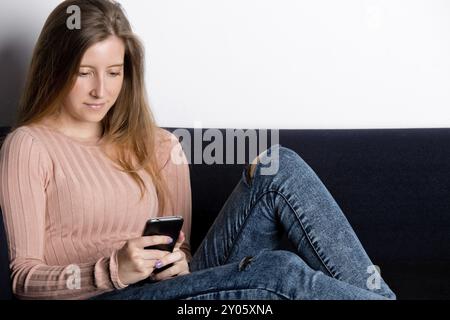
[116,235,173,286]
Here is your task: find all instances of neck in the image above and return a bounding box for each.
[40,115,103,140]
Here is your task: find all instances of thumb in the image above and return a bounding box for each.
[174,231,185,250]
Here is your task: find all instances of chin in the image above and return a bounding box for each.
[82,114,106,123]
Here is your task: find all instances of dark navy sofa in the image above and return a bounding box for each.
[1,126,450,300]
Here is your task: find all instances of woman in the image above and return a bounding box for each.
[0,0,396,300]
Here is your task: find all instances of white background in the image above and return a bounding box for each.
[1,0,449,129]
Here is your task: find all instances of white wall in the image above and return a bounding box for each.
[1,0,449,129]
[0,0,62,127]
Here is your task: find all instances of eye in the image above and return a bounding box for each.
[108,72,122,77]
[78,71,92,77]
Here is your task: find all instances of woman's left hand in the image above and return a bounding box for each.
[151,230,190,281]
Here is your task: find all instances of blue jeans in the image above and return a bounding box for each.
[91,145,396,300]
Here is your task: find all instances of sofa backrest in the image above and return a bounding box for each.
[180,128,450,300]
[2,126,450,299]
[0,127,12,299]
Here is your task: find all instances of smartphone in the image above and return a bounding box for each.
[142,216,184,252]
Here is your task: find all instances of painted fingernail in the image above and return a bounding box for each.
[167,237,173,244]
[155,260,163,269]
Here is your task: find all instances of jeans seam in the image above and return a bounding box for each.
[222,199,257,265]
[270,189,337,279]
[225,188,336,279]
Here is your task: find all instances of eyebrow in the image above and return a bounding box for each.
[79,64,124,68]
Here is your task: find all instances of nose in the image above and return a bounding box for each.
[90,74,105,98]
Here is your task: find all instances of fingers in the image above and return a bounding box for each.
[136,259,160,273]
[174,231,185,250]
[151,248,189,281]
[131,248,184,274]
[159,250,185,268]
[152,260,190,281]
[155,250,187,274]
[152,264,181,280]
[138,248,169,261]
[134,235,173,249]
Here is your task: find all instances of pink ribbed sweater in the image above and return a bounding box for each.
[0,124,192,299]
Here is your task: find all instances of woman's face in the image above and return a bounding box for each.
[60,35,125,126]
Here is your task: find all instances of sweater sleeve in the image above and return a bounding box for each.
[156,128,193,262]
[0,129,126,300]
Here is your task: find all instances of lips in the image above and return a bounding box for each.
[84,103,106,110]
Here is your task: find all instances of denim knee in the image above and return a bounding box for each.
[254,145,311,182]
[278,146,310,173]
[243,145,312,191]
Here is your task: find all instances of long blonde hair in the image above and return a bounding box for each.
[14,0,170,215]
